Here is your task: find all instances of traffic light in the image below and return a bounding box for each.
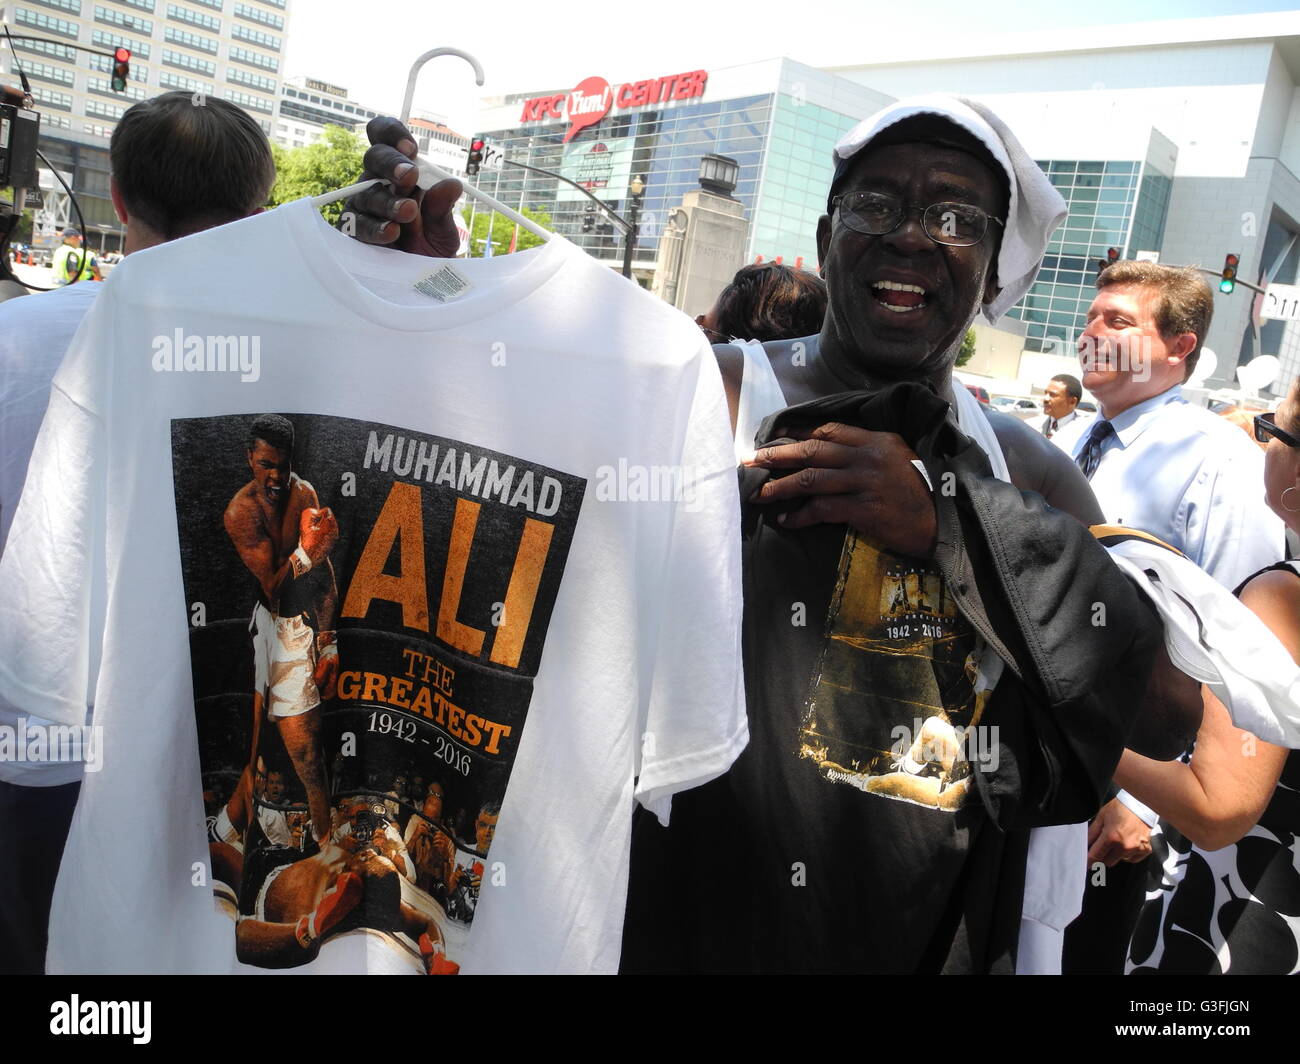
[465,138,484,177]
[581,205,595,234]
[1220,252,1240,294]
[111,47,131,92]
[1096,246,1120,277]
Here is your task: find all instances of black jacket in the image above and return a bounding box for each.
[623,381,1161,974]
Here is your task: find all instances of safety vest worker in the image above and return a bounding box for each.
[52,229,100,285]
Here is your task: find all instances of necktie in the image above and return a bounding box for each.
[1043,418,1058,438]
[1075,419,1115,479]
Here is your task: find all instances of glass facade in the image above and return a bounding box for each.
[1007,150,1174,354]
[1008,161,1137,353]
[1129,168,1172,259]
[751,94,859,267]
[477,93,773,267]
[475,89,871,268]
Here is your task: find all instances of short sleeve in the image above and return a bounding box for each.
[633,342,748,825]
[0,382,106,728]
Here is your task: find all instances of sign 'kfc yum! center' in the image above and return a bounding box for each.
[519,70,709,143]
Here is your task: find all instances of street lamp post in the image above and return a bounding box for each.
[622,173,645,280]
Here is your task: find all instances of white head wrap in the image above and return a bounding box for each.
[831,94,1068,322]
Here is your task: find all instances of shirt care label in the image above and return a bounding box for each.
[414,265,474,303]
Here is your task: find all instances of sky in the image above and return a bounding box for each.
[282,1,1300,135]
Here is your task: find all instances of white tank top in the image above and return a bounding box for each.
[732,340,788,464]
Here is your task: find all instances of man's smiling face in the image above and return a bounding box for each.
[816,124,1007,383]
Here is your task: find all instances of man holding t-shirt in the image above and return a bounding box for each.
[349,99,1201,973]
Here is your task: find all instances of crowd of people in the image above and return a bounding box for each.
[1,87,1298,976]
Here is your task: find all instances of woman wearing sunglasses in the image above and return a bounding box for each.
[1117,383,1300,974]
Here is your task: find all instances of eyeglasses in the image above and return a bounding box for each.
[830,190,1005,247]
[1254,410,1300,447]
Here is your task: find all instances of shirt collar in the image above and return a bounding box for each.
[1104,385,1184,448]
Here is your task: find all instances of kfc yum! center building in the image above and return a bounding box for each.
[472,58,890,279]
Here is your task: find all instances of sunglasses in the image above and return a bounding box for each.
[1254,411,1300,447]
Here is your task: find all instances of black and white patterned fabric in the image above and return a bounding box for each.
[1127,561,1300,975]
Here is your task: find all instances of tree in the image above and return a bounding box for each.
[956,328,977,367]
[462,205,551,258]
[0,189,35,244]
[268,125,365,225]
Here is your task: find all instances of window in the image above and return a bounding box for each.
[228,46,278,72]
[166,3,221,30]
[163,27,219,53]
[14,38,77,61]
[22,60,75,86]
[85,98,126,120]
[14,8,80,38]
[227,67,276,93]
[224,88,272,113]
[234,2,282,27]
[94,4,152,32]
[29,0,80,13]
[161,49,215,76]
[158,71,212,93]
[31,86,74,110]
[231,23,280,50]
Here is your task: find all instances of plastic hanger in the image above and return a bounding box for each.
[312,47,548,245]
[312,155,552,243]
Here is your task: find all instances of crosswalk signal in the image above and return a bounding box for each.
[1220,252,1239,294]
[465,138,485,177]
[111,47,131,92]
[1096,246,1120,277]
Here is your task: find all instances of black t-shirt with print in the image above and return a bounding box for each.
[623,518,1028,974]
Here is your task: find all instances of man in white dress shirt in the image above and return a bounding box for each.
[1054,259,1285,972]
[1036,373,1088,440]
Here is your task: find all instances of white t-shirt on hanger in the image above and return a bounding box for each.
[0,198,747,974]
